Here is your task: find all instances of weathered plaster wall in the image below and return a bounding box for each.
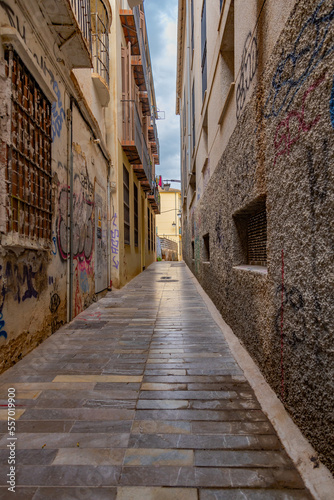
[0,0,109,372]
[183,0,334,472]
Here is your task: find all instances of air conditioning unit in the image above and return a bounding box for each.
[128,0,143,8]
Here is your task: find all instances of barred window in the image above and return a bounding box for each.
[247,210,267,266]
[5,49,52,240]
[123,165,130,245]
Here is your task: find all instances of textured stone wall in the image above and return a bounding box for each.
[184,0,334,472]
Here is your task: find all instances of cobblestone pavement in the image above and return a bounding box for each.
[0,262,313,499]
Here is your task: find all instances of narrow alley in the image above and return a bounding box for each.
[0,262,320,498]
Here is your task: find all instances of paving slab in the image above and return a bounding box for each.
[0,262,313,498]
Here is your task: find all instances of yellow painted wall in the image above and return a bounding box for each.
[156,189,182,259]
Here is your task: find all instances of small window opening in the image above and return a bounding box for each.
[203,233,210,262]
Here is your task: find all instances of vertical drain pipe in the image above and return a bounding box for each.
[66,99,74,322]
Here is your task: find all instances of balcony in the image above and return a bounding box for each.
[120,9,140,55]
[122,99,152,190]
[41,0,92,68]
[147,186,160,214]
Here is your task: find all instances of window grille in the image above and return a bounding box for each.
[5,49,52,240]
[134,183,138,247]
[123,165,130,245]
[247,210,267,266]
[91,0,109,86]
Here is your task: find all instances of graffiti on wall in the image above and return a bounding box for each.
[56,163,94,272]
[111,212,119,270]
[236,32,258,119]
[0,1,26,42]
[263,0,334,120]
[273,73,327,165]
[0,259,47,339]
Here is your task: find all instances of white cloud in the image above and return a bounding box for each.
[145,0,181,186]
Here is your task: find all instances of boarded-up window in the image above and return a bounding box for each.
[5,49,52,239]
[247,210,267,266]
[123,165,130,245]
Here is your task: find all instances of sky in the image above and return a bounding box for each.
[144,0,181,190]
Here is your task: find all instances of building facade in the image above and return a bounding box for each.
[0,0,160,371]
[176,0,334,472]
[156,187,182,260]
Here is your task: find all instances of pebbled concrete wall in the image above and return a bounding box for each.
[183,0,334,472]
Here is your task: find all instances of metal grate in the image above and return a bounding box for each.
[247,209,267,266]
[5,49,52,240]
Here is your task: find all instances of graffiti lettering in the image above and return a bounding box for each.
[273,73,326,165]
[49,293,60,314]
[5,262,39,303]
[236,32,258,119]
[74,265,82,316]
[111,212,119,269]
[79,270,89,293]
[0,1,26,42]
[0,312,7,339]
[264,0,334,119]
[57,168,94,271]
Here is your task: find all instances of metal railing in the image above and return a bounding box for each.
[122,99,152,187]
[133,6,153,116]
[91,0,110,85]
[70,0,92,51]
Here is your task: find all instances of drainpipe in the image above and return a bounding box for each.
[186,0,192,175]
[66,99,74,322]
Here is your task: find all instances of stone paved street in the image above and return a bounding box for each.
[0,263,313,499]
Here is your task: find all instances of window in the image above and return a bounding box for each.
[233,197,267,268]
[4,49,52,240]
[201,0,207,101]
[191,0,194,53]
[123,165,130,245]
[191,241,195,259]
[219,0,234,122]
[203,233,210,262]
[151,212,154,251]
[91,0,110,85]
[134,183,138,247]
[147,207,151,250]
[220,0,224,10]
[192,81,195,152]
[247,210,267,266]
